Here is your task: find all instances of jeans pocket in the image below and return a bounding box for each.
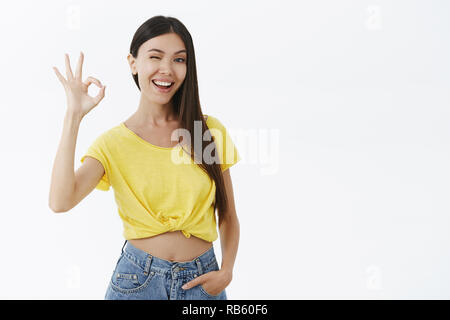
[199,259,223,298]
[110,253,155,294]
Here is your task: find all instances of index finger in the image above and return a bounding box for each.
[75,51,84,79]
[182,274,206,289]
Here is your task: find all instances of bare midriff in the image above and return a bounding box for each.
[128,230,213,263]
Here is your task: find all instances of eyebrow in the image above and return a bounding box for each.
[147,48,187,54]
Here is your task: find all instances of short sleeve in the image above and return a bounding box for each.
[205,115,242,172]
[80,134,111,191]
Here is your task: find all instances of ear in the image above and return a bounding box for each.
[127,53,137,75]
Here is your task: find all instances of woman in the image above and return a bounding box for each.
[49,15,241,300]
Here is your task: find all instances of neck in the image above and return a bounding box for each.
[132,94,178,127]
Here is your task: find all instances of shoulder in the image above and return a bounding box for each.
[91,124,121,146]
[203,114,221,126]
[203,114,227,125]
[203,114,228,131]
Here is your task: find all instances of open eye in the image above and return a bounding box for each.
[175,58,186,63]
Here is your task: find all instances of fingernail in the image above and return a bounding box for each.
[182,285,187,290]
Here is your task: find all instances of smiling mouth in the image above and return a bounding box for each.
[152,80,174,89]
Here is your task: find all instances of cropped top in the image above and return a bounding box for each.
[80,114,241,242]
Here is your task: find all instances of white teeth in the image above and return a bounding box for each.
[153,80,172,86]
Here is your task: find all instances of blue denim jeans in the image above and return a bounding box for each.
[104,240,227,300]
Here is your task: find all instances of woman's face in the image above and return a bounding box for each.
[128,33,187,104]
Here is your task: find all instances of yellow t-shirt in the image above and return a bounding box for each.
[80,114,241,242]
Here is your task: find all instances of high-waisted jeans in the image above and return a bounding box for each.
[104,240,227,300]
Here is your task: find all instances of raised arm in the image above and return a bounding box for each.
[48,52,106,212]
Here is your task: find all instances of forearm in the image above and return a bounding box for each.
[219,216,240,275]
[48,111,83,212]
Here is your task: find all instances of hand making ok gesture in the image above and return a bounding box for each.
[53,51,106,119]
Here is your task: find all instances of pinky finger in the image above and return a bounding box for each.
[53,66,67,86]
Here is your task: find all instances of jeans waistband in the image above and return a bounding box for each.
[121,240,216,275]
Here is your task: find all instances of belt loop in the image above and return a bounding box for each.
[144,255,153,275]
[195,258,203,275]
[121,240,127,254]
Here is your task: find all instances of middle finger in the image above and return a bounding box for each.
[65,53,74,80]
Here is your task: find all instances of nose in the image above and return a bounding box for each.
[158,58,173,75]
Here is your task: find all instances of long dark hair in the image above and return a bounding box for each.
[129,15,230,226]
